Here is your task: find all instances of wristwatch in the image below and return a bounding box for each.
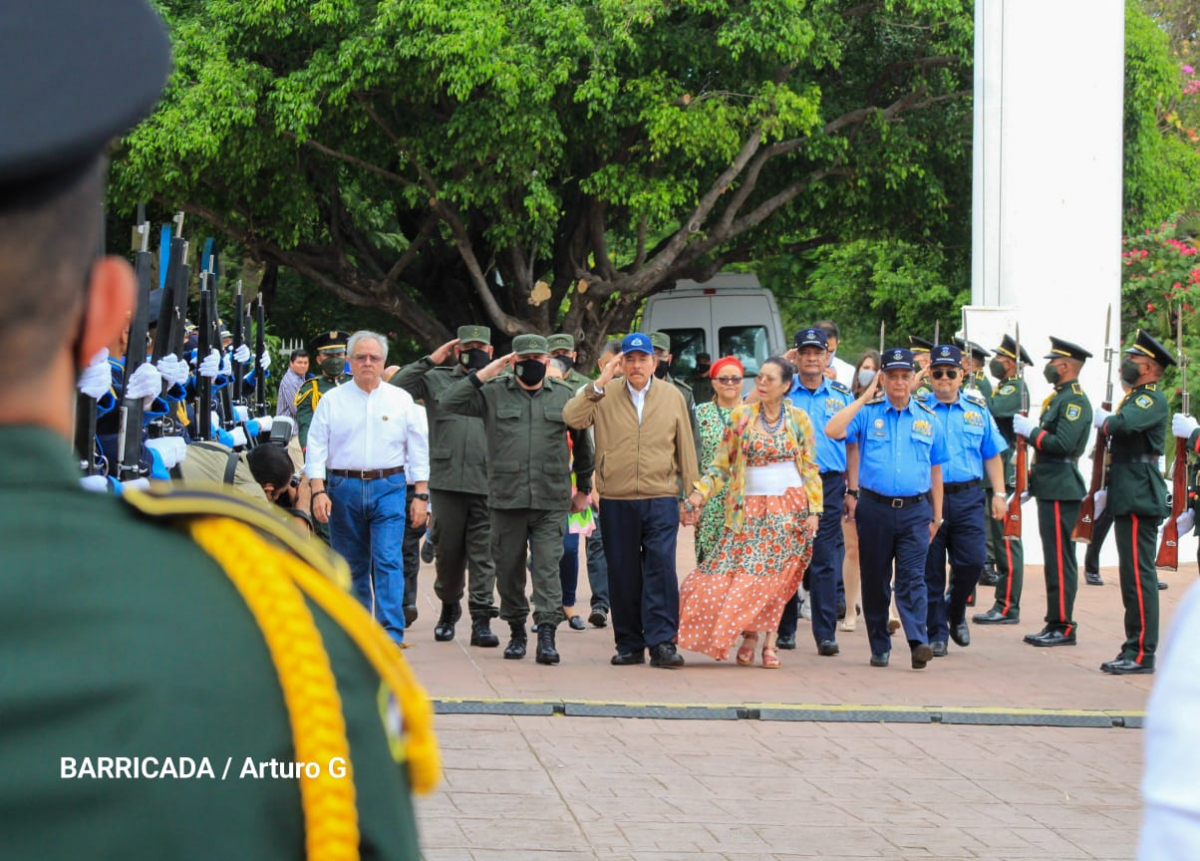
[413,493,430,501]
[844,489,859,498]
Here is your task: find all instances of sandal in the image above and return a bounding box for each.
[762,648,781,670]
[736,632,759,665]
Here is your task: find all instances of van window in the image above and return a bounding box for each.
[719,325,769,376]
[658,328,706,376]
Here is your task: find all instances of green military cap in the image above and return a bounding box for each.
[1126,328,1176,368]
[1044,336,1093,362]
[952,337,989,362]
[457,324,491,346]
[546,334,575,352]
[512,334,549,356]
[649,331,672,352]
[995,334,1033,366]
[308,329,351,354]
[909,335,933,354]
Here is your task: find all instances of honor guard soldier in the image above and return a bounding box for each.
[955,338,994,400]
[778,328,855,655]
[909,336,934,397]
[827,347,949,670]
[650,331,703,461]
[918,345,1008,656]
[547,333,593,390]
[294,329,350,450]
[0,2,436,856]
[441,334,595,665]
[391,325,500,645]
[975,334,1033,625]
[1012,337,1093,647]
[1092,330,1173,674]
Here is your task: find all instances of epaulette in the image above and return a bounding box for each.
[546,376,574,390]
[914,398,936,414]
[914,390,931,403]
[1071,382,1085,396]
[1145,382,1158,392]
[963,389,989,408]
[867,391,886,404]
[830,380,852,395]
[121,483,351,592]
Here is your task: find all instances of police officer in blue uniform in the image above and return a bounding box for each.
[778,327,855,655]
[828,348,948,669]
[918,345,1008,656]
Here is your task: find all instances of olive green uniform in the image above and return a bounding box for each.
[0,428,420,858]
[1103,382,1168,663]
[1028,381,1092,634]
[666,373,703,463]
[295,373,347,450]
[969,370,993,401]
[984,375,1027,618]
[441,375,594,628]
[392,357,498,620]
[563,366,592,391]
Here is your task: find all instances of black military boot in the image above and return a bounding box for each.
[470,616,499,648]
[433,602,461,642]
[535,623,560,665]
[503,621,527,660]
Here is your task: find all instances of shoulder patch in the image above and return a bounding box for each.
[997,385,1016,397]
[830,380,852,394]
[963,389,988,408]
[1065,404,1082,421]
[1136,394,1154,409]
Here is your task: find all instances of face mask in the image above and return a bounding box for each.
[1043,363,1061,386]
[857,368,877,389]
[459,348,490,372]
[554,355,574,373]
[514,358,546,385]
[654,360,671,379]
[696,361,711,373]
[1120,359,1142,386]
[988,357,1007,380]
[320,356,346,377]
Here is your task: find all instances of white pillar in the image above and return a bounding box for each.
[969,0,1126,566]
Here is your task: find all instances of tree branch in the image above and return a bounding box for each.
[281,131,416,188]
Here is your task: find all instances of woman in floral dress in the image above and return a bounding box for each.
[678,357,823,669]
[693,356,746,564]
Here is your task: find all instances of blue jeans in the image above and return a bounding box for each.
[585,503,609,611]
[328,472,408,644]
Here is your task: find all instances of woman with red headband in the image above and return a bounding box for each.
[692,356,747,563]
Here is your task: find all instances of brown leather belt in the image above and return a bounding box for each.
[329,466,405,480]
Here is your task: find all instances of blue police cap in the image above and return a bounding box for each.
[930,344,963,367]
[621,332,653,355]
[794,328,828,350]
[881,347,915,371]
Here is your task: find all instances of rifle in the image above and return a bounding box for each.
[879,321,885,355]
[1073,304,1115,543]
[1157,306,1188,569]
[1004,322,1028,540]
[196,268,213,441]
[116,205,153,481]
[255,296,267,416]
[231,280,245,406]
[963,312,975,391]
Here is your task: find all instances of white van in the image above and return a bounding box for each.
[640,273,786,385]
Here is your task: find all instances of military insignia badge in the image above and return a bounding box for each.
[913,419,933,436]
[1066,404,1082,421]
[874,418,884,429]
[965,411,983,426]
[999,385,1015,396]
[893,350,903,360]
[940,346,951,357]
[1136,394,1153,409]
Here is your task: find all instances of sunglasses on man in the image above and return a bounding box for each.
[931,368,959,380]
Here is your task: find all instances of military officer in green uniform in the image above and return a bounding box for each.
[441,334,595,664]
[0,3,434,856]
[390,325,500,646]
[547,333,593,390]
[1012,337,1093,648]
[650,331,702,462]
[955,338,994,400]
[295,329,350,450]
[910,336,934,397]
[975,334,1033,625]
[1093,330,1172,674]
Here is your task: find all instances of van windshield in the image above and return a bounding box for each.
[719,326,770,376]
[657,328,705,376]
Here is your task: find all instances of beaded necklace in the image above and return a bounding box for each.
[760,403,785,434]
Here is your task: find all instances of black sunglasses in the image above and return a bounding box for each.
[715,375,744,384]
[931,369,959,380]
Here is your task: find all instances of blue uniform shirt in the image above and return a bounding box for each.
[917,390,1008,484]
[847,396,950,496]
[786,375,854,472]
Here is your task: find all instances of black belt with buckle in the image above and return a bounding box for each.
[1110,453,1159,465]
[862,488,929,508]
[330,465,406,480]
[1036,455,1078,464]
[943,480,982,495]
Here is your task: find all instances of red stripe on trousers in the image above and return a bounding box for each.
[1001,534,1015,615]
[1055,500,1068,632]
[1133,514,1147,663]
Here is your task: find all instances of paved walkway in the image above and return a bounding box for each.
[404,535,1191,859]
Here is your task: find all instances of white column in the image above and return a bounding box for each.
[970,0,1126,566]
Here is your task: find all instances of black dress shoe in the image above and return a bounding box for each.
[434,602,462,642]
[836,599,847,620]
[1101,656,1155,675]
[1158,580,1169,591]
[911,643,933,669]
[611,650,645,666]
[649,643,685,669]
[588,607,609,628]
[817,640,839,657]
[535,624,560,665]
[1085,570,1104,586]
[973,608,1019,625]
[420,539,436,564]
[870,651,890,667]
[930,641,948,658]
[503,622,527,659]
[979,563,999,586]
[776,632,797,650]
[567,615,586,631]
[470,616,499,648]
[950,621,971,647]
[404,604,419,627]
[1026,629,1076,647]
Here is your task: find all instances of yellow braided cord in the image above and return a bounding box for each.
[287,562,441,795]
[189,518,360,861]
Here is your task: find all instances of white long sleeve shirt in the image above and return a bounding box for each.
[304,380,429,482]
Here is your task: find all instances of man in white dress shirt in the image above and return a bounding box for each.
[306,330,430,645]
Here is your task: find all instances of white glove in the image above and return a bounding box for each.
[259,350,272,372]
[254,415,274,434]
[1172,412,1200,440]
[233,344,252,364]
[79,474,109,493]
[1012,413,1039,438]
[1093,489,1107,521]
[125,362,163,405]
[1177,509,1195,537]
[1092,407,1111,430]
[146,437,181,469]
[220,353,232,377]
[77,348,112,399]
[233,405,250,423]
[198,349,221,379]
[155,353,190,388]
[210,411,222,432]
[229,427,248,449]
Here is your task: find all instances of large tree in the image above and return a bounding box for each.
[114,0,972,357]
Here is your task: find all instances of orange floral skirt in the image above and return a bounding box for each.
[677,486,814,660]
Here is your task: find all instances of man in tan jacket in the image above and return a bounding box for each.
[564,332,699,668]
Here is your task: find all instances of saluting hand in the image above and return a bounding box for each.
[595,351,624,390]
[477,352,516,382]
[858,369,881,403]
[430,338,461,365]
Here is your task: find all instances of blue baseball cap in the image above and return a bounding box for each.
[930,344,963,368]
[881,347,915,371]
[621,332,653,355]
[794,327,828,350]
